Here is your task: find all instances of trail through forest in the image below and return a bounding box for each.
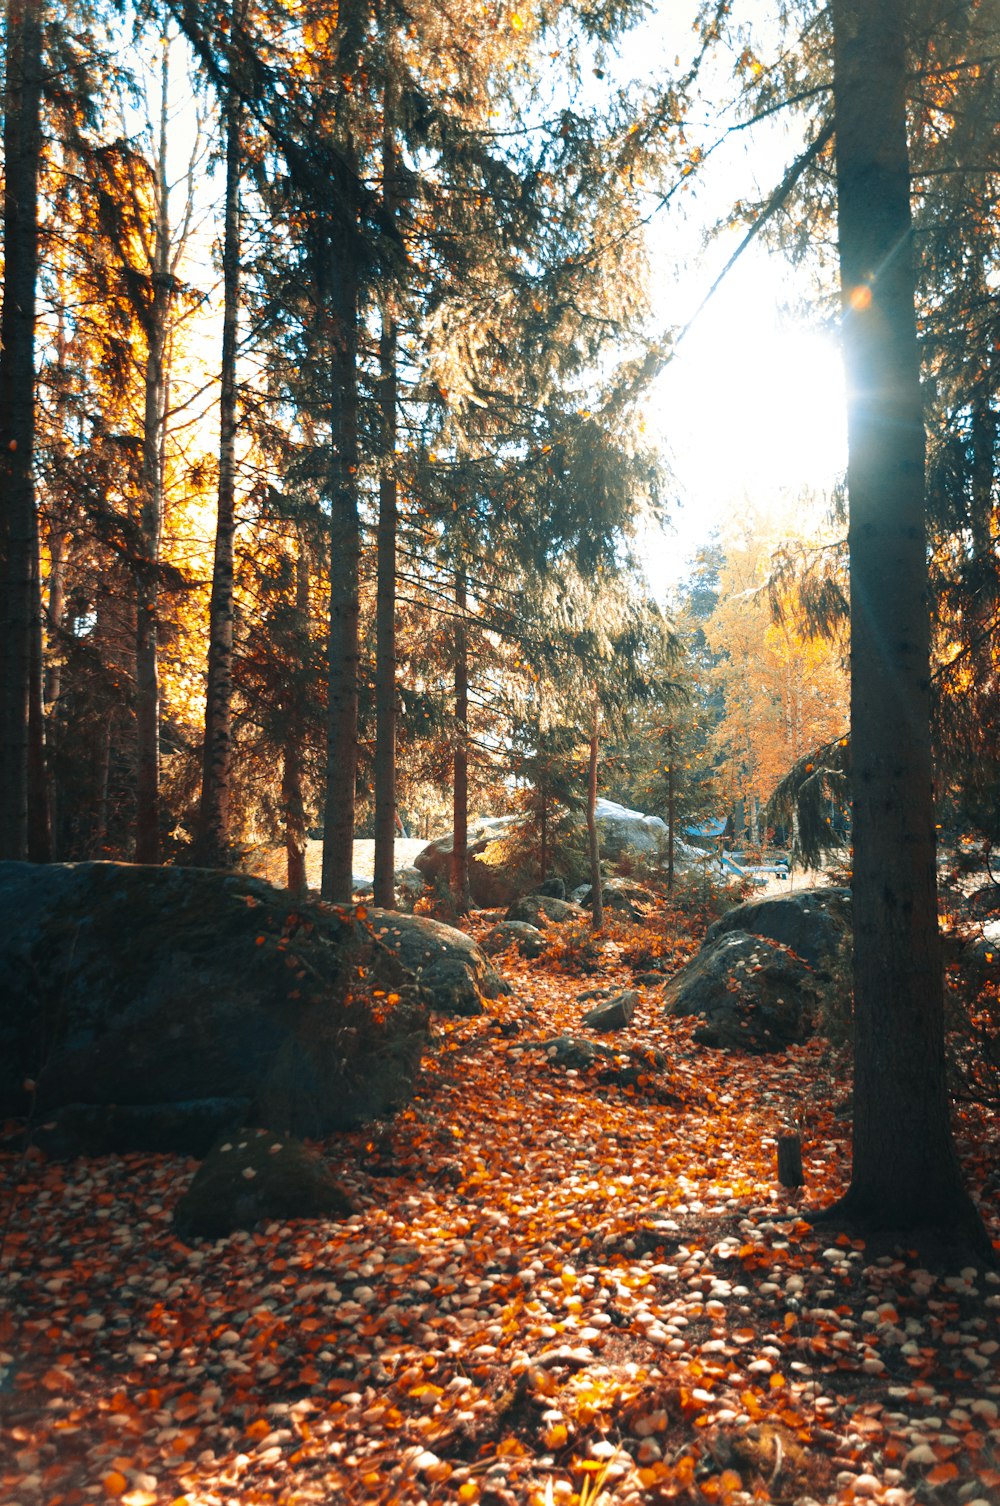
[2,937,998,1506]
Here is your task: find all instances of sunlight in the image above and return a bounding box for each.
[641,249,847,582]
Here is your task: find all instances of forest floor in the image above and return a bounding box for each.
[1,908,999,1506]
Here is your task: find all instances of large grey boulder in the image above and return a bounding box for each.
[703,887,851,970]
[0,863,502,1151]
[414,815,523,907]
[663,930,818,1053]
[593,798,668,859]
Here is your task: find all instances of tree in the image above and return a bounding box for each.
[0,0,47,861]
[194,4,244,868]
[823,0,988,1251]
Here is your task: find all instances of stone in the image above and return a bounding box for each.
[481,921,548,959]
[32,1098,251,1159]
[703,887,851,971]
[413,815,523,907]
[505,894,585,927]
[572,880,646,919]
[663,930,819,1052]
[0,863,503,1149]
[592,798,668,859]
[173,1128,354,1240]
[530,877,566,899]
[581,990,638,1031]
[365,910,508,1016]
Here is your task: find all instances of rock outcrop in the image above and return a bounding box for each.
[0,862,505,1152]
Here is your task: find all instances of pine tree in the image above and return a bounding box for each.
[0,0,47,861]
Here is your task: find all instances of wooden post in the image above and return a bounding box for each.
[777,1132,804,1188]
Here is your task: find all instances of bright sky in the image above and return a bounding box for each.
[615,2,848,590]
[641,244,847,587]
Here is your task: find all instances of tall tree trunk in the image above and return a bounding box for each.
[195,70,242,867]
[373,70,399,910]
[825,0,987,1249]
[134,43,172,864]
[283,542,310,895]
[539,738,548,882]
[27,538,50,859]
[450,572,472,913]
[0,0,45,861]
[587,692,603,930]
[320,0,365,903]
[666,728,675,892]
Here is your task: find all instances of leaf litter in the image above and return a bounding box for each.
[1,932,998,1506]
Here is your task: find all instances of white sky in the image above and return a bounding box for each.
[611,1,848,589]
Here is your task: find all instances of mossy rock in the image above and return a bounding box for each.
[0,862,427,1141]
[173,1128,354,1240]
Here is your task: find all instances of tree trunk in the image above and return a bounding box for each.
[0,0,45,861]
[320,0,365,904]
[134,43,172,864]
[666,730,675,892]
[824,0,988,1250]
[539,744,548,882]
[373,71,399,910]
[283,542,310,895]
[450,572,472,913]
[195,68,242,868]
[587,693,603,931]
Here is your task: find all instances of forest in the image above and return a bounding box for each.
[1,1,1000,1504]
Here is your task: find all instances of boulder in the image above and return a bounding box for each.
[531,877,566,899]
[32,1098,251,1159]
[413,815,523,907]
[394,866,430,911]
[481,920,548,959]
[663,930,818,1052]
[0,863,502,1150]
[581,989,638,1031]
[593,798,668,859]
[365,910,508,1016]
[173,1128,354,1240]
[572,880,647,919]
[703,887,851,971]
[505,894,585,927]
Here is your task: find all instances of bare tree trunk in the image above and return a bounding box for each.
[195,65,242,867]
[134,43,172,864]
[450,572,472,913]
[587,692,603,931]
[284,542,310,895]
[27,538,50,859]
[823,0,988,1250]
[539,743,548,881]
[0,0,45,861]
[320,0,365,903]
[373,71,398,910]
[666,728,675,892]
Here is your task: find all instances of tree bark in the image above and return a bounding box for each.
[0,0,45,861]
[195,66,242,868]
[450,572,472,913]
[283,541,310,895]
[320,0,365,903]
[824,0,988,1249]
[373,68,399,910]
[134,43,172,864]
[587,692,603,931]
[666,730,675,892]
